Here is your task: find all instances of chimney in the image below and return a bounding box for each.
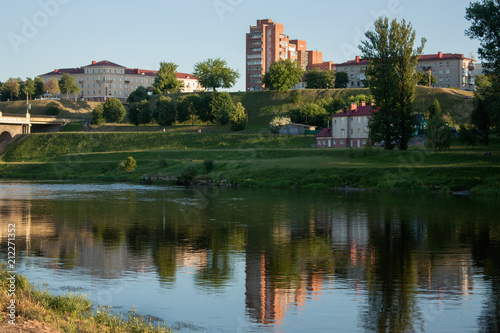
[355,56,361,63]
[361,101,366,107]
[350,103,357,111]
[54,69,59,73]
[438,52,443,58]
[92,61,96,64]
[371,101,375,106]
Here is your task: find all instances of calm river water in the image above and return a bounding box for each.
[0,181,499,332]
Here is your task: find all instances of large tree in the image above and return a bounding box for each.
[127,86,148,104]
[262,59,304,92]
[3,78,21,101]
[156,96,177,126]
[43,77,60,97]
[305,69,335,89]
[22,78,35,101]
[102,98,126,123]
[177,93,200,125]
[153,62,183,94]
[59,73,79,100]
[360,17,425,150]
[34,77,44,99]
[334,71,349,89]
[193,58,239,91]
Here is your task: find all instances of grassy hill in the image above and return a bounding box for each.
[0,87,474,132]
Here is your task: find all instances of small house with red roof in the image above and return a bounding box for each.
[315,101,373,148]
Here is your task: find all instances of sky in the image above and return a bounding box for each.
[0,0,482,92]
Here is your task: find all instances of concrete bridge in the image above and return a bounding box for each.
[0,112,73,143]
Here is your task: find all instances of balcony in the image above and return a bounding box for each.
[469,63,475,71]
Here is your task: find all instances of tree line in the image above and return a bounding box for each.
[1,73,80,102]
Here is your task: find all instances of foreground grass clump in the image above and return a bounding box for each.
[0,264,171,332]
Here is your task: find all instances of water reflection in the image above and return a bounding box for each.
[0,183,499,332]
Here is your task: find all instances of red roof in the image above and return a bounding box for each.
[41,68,85,76]
[332,105,374,118]
[336,52,473,67]
[315,128,332,138]
[87,60,125,68]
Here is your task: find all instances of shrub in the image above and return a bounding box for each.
[203,159,214,173]
[45,102,60,116]
[91,104,105,125]
[120,156,137,173]
[270,116,292,133]
[180,164,197,184]
[103,98,126,123]
[229,102,247,131]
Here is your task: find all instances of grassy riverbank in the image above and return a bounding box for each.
[0,132,499,195]
[0,265,171,332]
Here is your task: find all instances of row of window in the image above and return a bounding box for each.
[86,68,124,74]
[339,128,368,136]
[85,90,125,96]
[319,139,367,146]
[335,117,369,125]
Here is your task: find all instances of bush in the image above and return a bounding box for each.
[270,116,292,133]
[103,98,126,123]
[45,102,60,116]
[180,164,197,184]
[120,156,137,173]
[91,104,105,125]
[203,159,214,173]
[229,102,247,131]
[156,96,176,126]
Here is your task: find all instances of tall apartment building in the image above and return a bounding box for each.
[246,19,334,91]
[335,52,476,90]
[39,60,204,102]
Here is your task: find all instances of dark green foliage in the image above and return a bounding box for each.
[180,164,197,184]
[334,71,349,88]
[58,73,79,101]
[156,96,176,126]
[196,94,214,123]
[230,102,247,131]
[417,71,438,86]
[91,104,105,125]
[459,124,481,147]
[203,159,214,173]
[127,86,149,104]
[290,90,302,105]
[360,17,425,150]
[193,58,240,91]
[102,98,126,123]
[471,95,492,144]
[177,94,200,124]
[153,62,183,94]
[305,69,335,89]
[426,99,442,120]
[263,59,304,92]
[289,102,328,127]
[45,102,60,116]
[210,92,234,125]
[425,112,452,151]
[120,156,137,172]
[128,100,151,126]
[34,77,44,99]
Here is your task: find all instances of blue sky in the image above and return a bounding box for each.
[0,0,481,92]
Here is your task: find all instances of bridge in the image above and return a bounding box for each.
[0,112,74,143]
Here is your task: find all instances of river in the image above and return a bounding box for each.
[0,181,499,332]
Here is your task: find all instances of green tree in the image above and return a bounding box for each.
[425,108,452,151]
[360,17,425,150]
[120,156,137,173]
[417,71,437,86]
[334,71,349,88]
[153,62,183,94]
[193,58,239,91]
[3,78,21,101]
[92,104,105,125]
[22,78,36,101]
[45,102,60,116]
[59,73,79,100]
[196,94,214,123]
[102,98,126,123]
[426,98,442,120]
[177,94,200,125]
[127,86,149,104]
[210,92,234,125]
[156,96,176,126]
[262,59,304,92]
[128,100,151,126]
[229,102,247,131]
[305,69,335,89]
[471,94,492,144]
[33,77,44,99]
[43,77,60,97]
[289,102,328,127]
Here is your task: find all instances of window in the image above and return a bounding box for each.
[87,90,89,95]
[103,69,106,73]
[92,76,95,81]
[251,48,263,52]
[341,117,346,124]
[98,76,100,80]
[92,83,95,88]
[86,76,89,81]
[98,84,101,88]
[98,90,101,94]
[357,117,361,123]
[365,117,368,123]
[92,90,95,94]
[362,140,366,145]
[92,69,95,73]
[351,129,354,135]
[120,77,123,81]
[446,69,450,74]
[98,69,101,73]
[86,84,89,88]
[358,128,361,135]
[341,129,345,136]
[439,70,443,74]
[364,128,368,134]
[86,69,89,74]
[340,140,344,145]
[333,140,336,145]
[119,84,122,88]
[114,69,117,74]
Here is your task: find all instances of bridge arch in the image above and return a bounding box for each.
[0,131,13,143]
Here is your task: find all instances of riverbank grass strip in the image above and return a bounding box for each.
[0,264,172,332]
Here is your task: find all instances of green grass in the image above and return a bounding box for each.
[0,264,171,332]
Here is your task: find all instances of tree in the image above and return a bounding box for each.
[334,71,349,88]
[426,98,442,120]
[465,0,500,75]
[196,94,214,123]
[153,62,183,94]
[33,77,44,99]
[43,77,60,97]
[210,92,234,125]
[270,116,292,133]
[156,96,176,126]
[289,102,329,127]
[177,94,200,125]
[120,156,137,173]
[102,98,125,123]
[22,78,36,101]
[128,100,151,126]
[262,59,304,92]
[425,107,452,151]
[359,17,425,150]
[471,94,492,144]
[92,104,105,125]
[305,69,335,89]
[3,78,21,101]
[45,102,60,116]
[416,71,437,86]
[229,102,247,131]
[127,86,149,104]
[193,58,239,91]
[59,73,79,100]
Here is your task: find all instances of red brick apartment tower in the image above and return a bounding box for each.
[246,19,287,91]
